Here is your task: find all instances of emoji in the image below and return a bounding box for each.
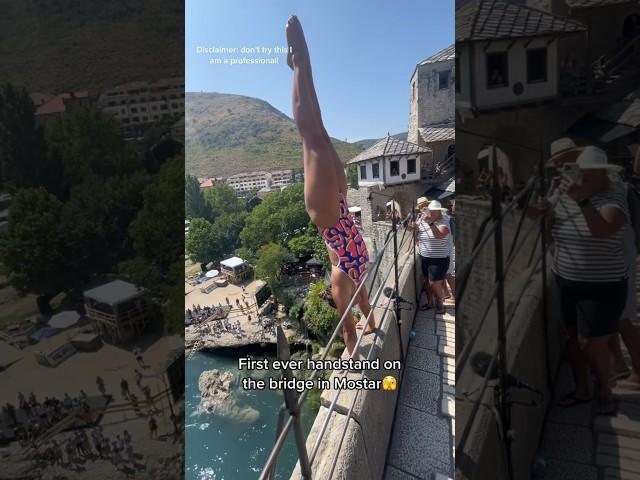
[382,376,397,391]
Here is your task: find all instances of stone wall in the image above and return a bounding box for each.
[455,195,565,480]
[290,248,420,480]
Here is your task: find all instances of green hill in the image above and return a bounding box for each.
[0,0,183,92]
[354,132,408,150]
[185,92,363,178]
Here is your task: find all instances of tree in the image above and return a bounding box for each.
[185,175,212,221]
[0,189,81,311]
[0,84,48,190]
[128,156,184,273]
[45,109,140,191]
[288,221,330,269]
[240,184,309,256]
[255,243,288,286]
[302,281,339,343]
[204,183,244,218]
[347,165,359,190]
[255,243,289,307]
[185,218,217,265]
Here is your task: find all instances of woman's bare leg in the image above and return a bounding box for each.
[287,16,344,226]
[331,267,359,356]
[355,285,376,334]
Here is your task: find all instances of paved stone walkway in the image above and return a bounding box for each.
[384,301,455,480]
[541,260,640,480]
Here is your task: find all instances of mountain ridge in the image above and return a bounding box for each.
[185,92,363,178]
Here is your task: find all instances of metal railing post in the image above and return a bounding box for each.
[392,207,405,364]
[491,144,513,480]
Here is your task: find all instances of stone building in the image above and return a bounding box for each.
[97,77,185,139]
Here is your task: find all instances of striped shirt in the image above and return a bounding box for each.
[417,216,451,258]
[551,189,628,282]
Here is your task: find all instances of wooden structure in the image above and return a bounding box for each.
[220,256,252,284]
[83,280,150,344]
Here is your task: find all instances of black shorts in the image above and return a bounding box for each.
[555,275,627,338]
[420,256,450,281]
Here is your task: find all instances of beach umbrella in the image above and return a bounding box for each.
[48,311,81,329]
[205,269,219,278]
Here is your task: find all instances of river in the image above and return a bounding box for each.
[185,348,316,480]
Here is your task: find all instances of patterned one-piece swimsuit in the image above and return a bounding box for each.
[319,193,370,284]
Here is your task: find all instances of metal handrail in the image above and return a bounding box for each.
[259,213,413,479]
[455,143,547,480]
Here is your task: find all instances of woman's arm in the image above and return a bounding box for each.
[578,203,625,238]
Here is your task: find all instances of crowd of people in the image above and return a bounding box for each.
[35,425,144,474]
[1,391,95,447]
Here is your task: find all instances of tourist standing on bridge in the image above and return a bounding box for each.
[542,146,627,415]
[412,199,451,314]
[285,15,375,358]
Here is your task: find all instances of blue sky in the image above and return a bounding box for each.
[186,0,454,141]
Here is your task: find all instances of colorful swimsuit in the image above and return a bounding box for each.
[320,193,369,284]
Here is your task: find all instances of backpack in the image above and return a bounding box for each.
[626,184,640,253]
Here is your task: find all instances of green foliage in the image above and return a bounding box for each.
[128,156,183,273]
[240,184,309,256]
[185,218,217,265]
[0,189,80,295]
[185,175,212,221]
[288,233,316,260]
[45,109,141,190]
[303,281,339,342]
[204,183,245,218]
[347,165,359,190]
[0,84,52,191]
[255,242,288,287]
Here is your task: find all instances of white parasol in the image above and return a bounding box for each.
[205,269,220,278]
[48,311,81,329]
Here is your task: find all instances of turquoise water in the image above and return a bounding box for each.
[185,349,316,480]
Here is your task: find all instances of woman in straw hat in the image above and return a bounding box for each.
[286,16,375,358]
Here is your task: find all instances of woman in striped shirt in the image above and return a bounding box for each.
[547,146,627,415]
[413,199,451,314]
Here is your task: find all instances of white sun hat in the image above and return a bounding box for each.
[576,146,623,171]
[427,200,447,211]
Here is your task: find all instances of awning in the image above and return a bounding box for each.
[348,206,361,213]
[567,115,636,145]
[425,177,455,199]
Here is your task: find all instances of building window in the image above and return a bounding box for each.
[407,158,416,174]
[372,163,380,179]
[360,165,367,180]
[412,82,416,101]
[439,70,450,90]
[455,55,460,92]
[390,160,400,177]
[527,48,547,83]
[486,52,508,88]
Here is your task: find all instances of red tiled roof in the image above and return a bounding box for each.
[35,96,66,116]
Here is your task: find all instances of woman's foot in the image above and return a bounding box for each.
[617,371,640,390]
[557,390,591,407]
[286,15,309,70]
[356,316,376,335]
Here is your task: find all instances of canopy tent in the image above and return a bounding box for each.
[348,206,362,214]
[306,258,323,266]
[48,311,81,329]
[84,280,142,307]
[220,256,245,269]
[205,269,219,278]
